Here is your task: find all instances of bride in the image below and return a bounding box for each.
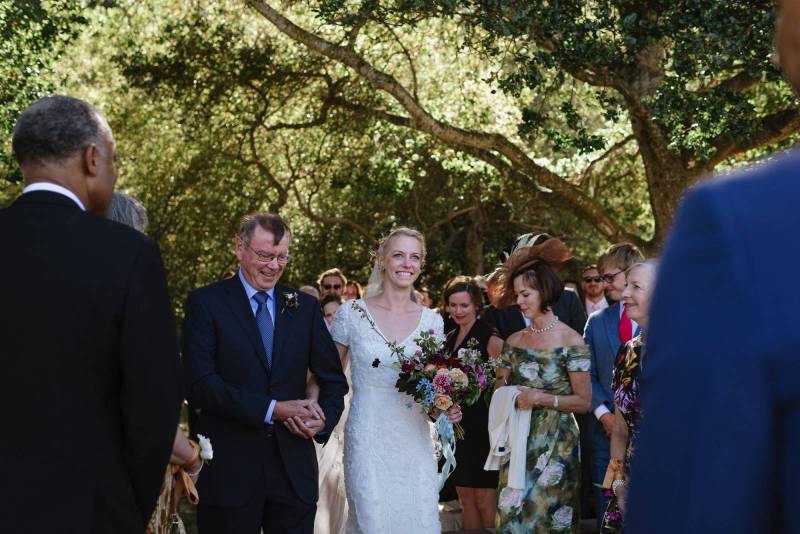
[329,227,461,534]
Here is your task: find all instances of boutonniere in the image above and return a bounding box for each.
[283,291,299,312]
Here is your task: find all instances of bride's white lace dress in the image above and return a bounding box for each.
[330,300,443,534]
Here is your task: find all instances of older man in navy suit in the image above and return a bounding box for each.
[626,2,800,532]
[183,213,348,534]
[583,242,643,523]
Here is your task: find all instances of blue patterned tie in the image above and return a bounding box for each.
[253,291,274,368]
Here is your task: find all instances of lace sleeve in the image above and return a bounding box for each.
[330,301,350,347]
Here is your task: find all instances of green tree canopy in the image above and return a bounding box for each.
[247,0,799,251]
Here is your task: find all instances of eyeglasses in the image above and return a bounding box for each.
[582,276,603,283]
[323,284,342,290]
[601,270,624,283]
[246,244,290,265]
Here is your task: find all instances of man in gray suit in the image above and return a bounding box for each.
[583,242,643,523]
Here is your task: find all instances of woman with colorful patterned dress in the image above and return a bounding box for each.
[489,239,592,533]
[600,260,658,533]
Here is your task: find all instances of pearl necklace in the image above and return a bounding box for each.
[528,316,559,334]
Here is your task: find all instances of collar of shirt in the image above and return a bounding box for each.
[238,269,276,323]
[586,296,608,312]
[22,182,86,211]
[619,301,639,333]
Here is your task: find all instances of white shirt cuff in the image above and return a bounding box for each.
[264,399,277,425]
[594,404,611,420]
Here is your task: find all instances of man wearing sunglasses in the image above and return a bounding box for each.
[580,264,609,315]
[583,242,643,526]
[317,268,347,299]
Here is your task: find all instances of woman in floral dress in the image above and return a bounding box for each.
[490,239,592,533]
[601,260,658,533]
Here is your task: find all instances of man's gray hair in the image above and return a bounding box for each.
[12,95,105,166]
[108,193,148,233]
[237,212,291,246]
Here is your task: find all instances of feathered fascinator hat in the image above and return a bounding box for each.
[488,238,573,308]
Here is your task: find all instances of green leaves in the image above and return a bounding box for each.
[1,0,86,183]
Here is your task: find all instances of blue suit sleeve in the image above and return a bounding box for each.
[584,315,612,414]
[626,185,771,534]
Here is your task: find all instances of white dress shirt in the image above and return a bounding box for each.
[22,182,86,211]
[585,296,609,315]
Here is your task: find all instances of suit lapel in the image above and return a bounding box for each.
[271,285,295,370]
[604,302,621,353]
[222,276,270,375]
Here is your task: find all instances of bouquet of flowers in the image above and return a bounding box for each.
[394,329,492,439]
[350,301,494,488]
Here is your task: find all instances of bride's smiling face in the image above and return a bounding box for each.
[380,235,423,289]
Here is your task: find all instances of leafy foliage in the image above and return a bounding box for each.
[1,0,85,184]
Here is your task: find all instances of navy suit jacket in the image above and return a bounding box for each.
[182,277,348,507]
[627,150,800,533]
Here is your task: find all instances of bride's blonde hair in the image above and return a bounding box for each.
[364,227,426,299]
[373,226,427,267]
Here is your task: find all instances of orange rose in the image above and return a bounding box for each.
[434,395,453,411]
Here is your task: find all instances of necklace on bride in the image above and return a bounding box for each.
[528,316,559,334]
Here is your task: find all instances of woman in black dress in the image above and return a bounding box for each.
[443,276,504,530]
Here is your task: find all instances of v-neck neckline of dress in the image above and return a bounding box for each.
[360,299,425,346]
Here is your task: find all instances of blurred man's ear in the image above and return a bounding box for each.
[776,0,800,92]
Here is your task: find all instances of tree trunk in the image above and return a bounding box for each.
[623,95,690,252]
[464,209,484,275]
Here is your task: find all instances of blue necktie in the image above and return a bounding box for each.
[253,291,274,368]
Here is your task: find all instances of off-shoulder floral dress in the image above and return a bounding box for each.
[600,335,644,534]
[495,344,591,534]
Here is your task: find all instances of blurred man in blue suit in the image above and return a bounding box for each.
[626,2,800,532]
[583,243,643,524]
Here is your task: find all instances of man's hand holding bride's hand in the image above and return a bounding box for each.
[303,399,326,421]
[283,415,325,439]
[274,399,326,439]
[273,399,326,423]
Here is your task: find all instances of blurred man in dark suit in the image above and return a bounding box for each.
[0,95,182,533]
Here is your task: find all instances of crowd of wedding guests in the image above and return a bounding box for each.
[3,2,799,532]
[303,233,652,533]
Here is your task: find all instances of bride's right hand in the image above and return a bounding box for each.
[445,405,462,423]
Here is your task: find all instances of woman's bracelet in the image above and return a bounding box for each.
[553,395,559,409]
[602,458,625,488]
[612,479,627,496]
